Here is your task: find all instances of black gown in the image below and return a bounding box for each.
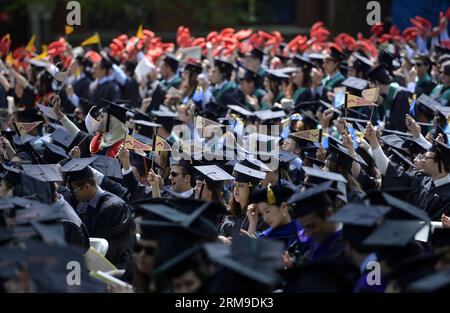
[385,162,450,220]
[74,191,134,268]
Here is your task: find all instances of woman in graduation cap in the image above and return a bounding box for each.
[289,55,314,106]
[244,183,305,248]
[180,59,205,108]
[52,95,128,158]
[217,161,265,243]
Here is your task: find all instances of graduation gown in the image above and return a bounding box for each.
[256,220,304,248]
[431,84,450,106]
[415,74,436,97]
[384,162,450,220]
[294,230,346,265]
[53,197,90,252]
[212,81,238,107]
[293,87,313,107]
[380,83,411,132]
[73,75,93,103]
[75,191,133,268]
[320,71,345,100]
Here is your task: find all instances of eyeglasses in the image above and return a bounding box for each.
[170,171,180,178]
[134,243,156,256]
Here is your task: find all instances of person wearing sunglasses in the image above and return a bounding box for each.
[430,60,450,106]
[412,54,436,97]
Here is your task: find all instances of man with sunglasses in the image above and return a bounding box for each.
[365,121,450,221]
[160,159,195,199]
[412,54,436,97]
[64,158,134,268]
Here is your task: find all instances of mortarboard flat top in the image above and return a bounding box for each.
[194,165,234,183]
[363,220,428,247]
[342,76,369,92]
[266,69,290,81]
[150,109,179,118]
[382,193,430,221]
[328,203,390,226]
[205,236,284,286]
[50,126,76,148]
[380,134,407,151]
[417,94,441,114]
[227,105,255,117]
[233,162,266,182]
[131,119,162,128]
[407,269,450,293]
[431,139,450,165]
[42,141,69,162]
[253,109,286,121]
[60,157,97,173]
[389,149,416,169]
[91,155,122,179]
[301,166,348,184]
[101,100,134,124]
[21,164,64,182]
[214,58,234,72]
[288,181,336,217]
[293,54,314,69]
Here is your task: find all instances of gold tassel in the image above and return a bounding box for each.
[267,183,276,205]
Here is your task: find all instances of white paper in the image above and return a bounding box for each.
[134,57,154,82]
[38,103,59,120]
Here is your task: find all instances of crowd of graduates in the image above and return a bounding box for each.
[1,9,450,293]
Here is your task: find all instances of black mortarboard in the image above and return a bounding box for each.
[237,65,259,82]
[245,47,265,62]
[266,69,290,82]
[42,142,69,164]
[90,155,122,179]
[324,45,344,62]
[21,164,63,182]
[214,58,234,74]
[1,163,23,186]
[227,104,255,118]
[381,193,431,221]
[380,134,407,151]
[61,157,97,183]
[407,269,450,293]
[417,94,441,118]
[233,162,266,185]
[253,109,286,123]
[329,203,390,227]
[132,119,161,138]
[184,59,203,75]
[389,148,416,169]
[342,76,369,96]
[402,138,429,156]
[302,166,348,184]
[163,53,180,72]
[378,49,401,72]
[101,100,134,131]
[17,174,54,204]
[352,53,374,76]
[363,220,428,247]
[194,165,234,189]
[205,236,284,286]
[367,65,392,85]
[288,181,336,217]
[430,139,450,169]
[30,222,66,246]
[50,126,76,149]
[251,183,295,206]
[150,109,182,131]
[293,54,314,70]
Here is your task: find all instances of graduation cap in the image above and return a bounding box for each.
[227,104,255,118]
[293,54,314,70]
[388,148,415,169]
[288,181,336,217]
[205,236,284,286]
[402,138,429,155]
[21,164,63,182]
[430,139,450,171]
[138,200,219,240]
[245,47,265,62]
[194,165,234,189]
[184,59,202,75]
[150,109,182,131]
[132,119,161,138]
[380,193,431,221]
[251,183,295,206]
[214,58,234,74]
[380,134,407,151]
[407,269,450,293]
[42,142,69,164]
[237,65,259,82]
[60,157,97,183]
[302,165,347,184]
[266,69,290,82]
[378,49,401,72]
[129,150,162,175]
[90,155,122,179]
[50,126,76,149]
[16,174,54,205]
[417,94,441,118]
[367,65,392,85]
[101,100,134,132]
[253,109,286,123]
[162,53,180,72]
[352,53,374,76]
[233,162,266,185]
[342,76,369,96]
[363,220,428,247]
[1,163,23,186]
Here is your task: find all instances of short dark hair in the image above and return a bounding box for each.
[72,178,96,188]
